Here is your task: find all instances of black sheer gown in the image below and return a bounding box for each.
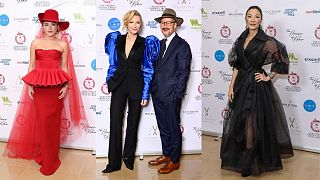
[220,29,294,175]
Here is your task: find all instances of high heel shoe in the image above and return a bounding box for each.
[102,164,120,173]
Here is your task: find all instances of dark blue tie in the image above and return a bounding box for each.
[160,39,167,59]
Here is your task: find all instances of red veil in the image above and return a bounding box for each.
[3,27,87,159]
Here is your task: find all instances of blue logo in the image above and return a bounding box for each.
[0,14,9,26]
[214,50,225,62]
[108,18,120,31]
[303,99,316,112]
[284,9,297,16]
[91,59,96,71]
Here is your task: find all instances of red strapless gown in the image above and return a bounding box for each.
[4,49,71,175]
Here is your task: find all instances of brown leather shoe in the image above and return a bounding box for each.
[148,156,170,166]
[157,161,180,174]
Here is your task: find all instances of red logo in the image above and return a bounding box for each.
[83,77,95,90]
[198,83,202,94]
[288,72,300,85]
[265,25,277,37]
[202,66,211,78]
[221,107,230,119]
[61,118,71,129]
[0,74,5,85]
[310,119,320,132]
[154,0,165,5]
[101,83,110,95]
[220,25,231,38]
[15,32,26,45]
[315,25,320,40]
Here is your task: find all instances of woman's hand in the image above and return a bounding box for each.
[28,85,34,100]
[58,85,68,99]
[141,99,149,107]
[228,87,234,102]
[254,72,271,82]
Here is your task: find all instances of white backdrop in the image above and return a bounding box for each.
[96,0,202,157]
[202,0,319,152]
[0,0,96,150]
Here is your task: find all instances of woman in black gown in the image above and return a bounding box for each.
[220,6,294,177]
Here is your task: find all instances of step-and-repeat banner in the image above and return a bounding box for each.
[202,0,319,152]
[0,0,96,150]
[96,0,202,157]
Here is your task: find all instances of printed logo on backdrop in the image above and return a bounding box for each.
[0,14,9,26]
[14,32,28,51]
[308,118,320,139]
[309,77,320,91]
[16,75,23,86]
[0,2,5,8]
[126,0,142,7]
[2,96,12,106]
[16,0,27,3]
[264,9,281,15]
[98,128,110,141]
[183,110,198,115]
[221,107,230,123]
[286,72,301,92]
[0,116,8,127]
[82,77,97,96]
[81,122,96,135]
[34,1,50,7]
[201,8,208,18]
[288,52,298,65]
[73,13,86,23]
[288,117,301,135]
[305,9,320,14]
[303,100,316,112]
[0,74,7,91]
[286,29,304,42]
[202,66,213,85]
[282,100,298,108]
[218,71,231,82]
[173,0,195,11]
[212,10,225,16]
[146,20,157,29]
[108,18,120,31]
[215,93,225,100]
[0,33,8,50]
[202,52,210,60]
[219,25,233,44]
[202,29,212,40]
[0,58,11,65]
[14,17,29,23]
[150,0,166,12]
[305,57,320,63]
[284,8,297,16]
[228,10,243,16]
[189,19,201,30]
[98,0,116,11]
[98,83,111,101]
[83,0,96,6]
[214,50,225,62]
[193,127,201,137]
[310,119,320,133]
[265,25,276,37]
[311,25,320,47]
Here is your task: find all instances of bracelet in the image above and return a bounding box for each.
[267,72,274,79]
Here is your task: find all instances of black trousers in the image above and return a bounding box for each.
[107,79,142,168]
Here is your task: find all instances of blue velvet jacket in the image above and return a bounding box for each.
[105,31,160,100]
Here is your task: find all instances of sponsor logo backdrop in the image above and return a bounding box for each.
[0,0,96,150]
[202,0,319,152]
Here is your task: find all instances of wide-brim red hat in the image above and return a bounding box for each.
[38,9,69,31]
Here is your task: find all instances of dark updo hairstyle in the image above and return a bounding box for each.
[245,5,263,20]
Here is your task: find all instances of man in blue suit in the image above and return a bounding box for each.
[148,8,192,174]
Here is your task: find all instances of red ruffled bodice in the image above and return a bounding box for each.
[23,49,71,86]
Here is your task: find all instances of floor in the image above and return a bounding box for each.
[1,135,319,180]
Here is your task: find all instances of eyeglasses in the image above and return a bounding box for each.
[160,21,175,26]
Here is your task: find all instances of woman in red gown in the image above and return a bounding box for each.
[3,9,86,175]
